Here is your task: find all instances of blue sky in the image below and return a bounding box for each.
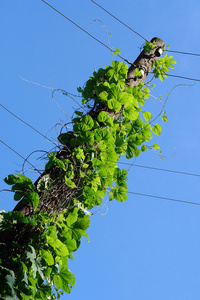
[1,1,200,299]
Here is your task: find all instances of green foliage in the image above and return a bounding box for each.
[0,52,175,298]
[153,54,176,81]
[0,208,89,299]
[143,41,156,53]
[4,174,39,207]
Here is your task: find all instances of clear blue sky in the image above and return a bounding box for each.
[1,1,200,299]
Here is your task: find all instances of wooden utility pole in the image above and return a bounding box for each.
[11,37,165,217]
[0,37,166,298]
[0,36,166,243]
[126,37,166,87]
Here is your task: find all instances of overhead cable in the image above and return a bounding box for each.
[0,140,41,174]
[41,0,131,64]
[0,103,57,146]
[127,191,200,206]
[91,0,149,42]
[42,1,200,83]
[117,162,200,177]
[168,49,200,57]
[91,0,200,58]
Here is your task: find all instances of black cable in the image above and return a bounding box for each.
[0,103,57,146]
[91,0,149,42]
[127,191,200,206]
[2,98,199,178]
[41,0,131,65]
[166,73,200,82]
[168,50,200,57]
[91,0,200,58]
[41,1,200,83]
[117,162,200,177]
[0,140,41,174]
[150,72,200,82]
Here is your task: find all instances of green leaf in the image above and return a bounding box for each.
[142,111,152,121]
[65,177,76,189]
[46,236,69,256]
[107,99,121,112]
[24,191,39,207]
[26,245,36,263]
[14,191,24,201]
[40,250,54,266]
[66,208,78,227]
[54,265,76,293]
[162,115,168,122]
[74,215,90,231]
[81,115,94,130]
[153,143,160,150]
[74,148,85,160]
[152,124,162,136]
[143,41,155,52]
[113,48,121,55]
[141,145,148,152]
[97,111,108,123]
[119,92,135,105]
[74,110,83,116]
[64,236,77,252]
[82,131,94,145]
[5,274,15,290]
[109,186,127,202]
[4,174,32,185]
[123,107,139,120]
[98,91,108,101]
[77,86,83,93]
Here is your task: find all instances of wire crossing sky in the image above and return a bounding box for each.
[91,0,200,58]
[41,0,200,84]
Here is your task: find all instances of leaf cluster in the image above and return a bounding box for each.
[153,54,176,81]
[0,53,176,298]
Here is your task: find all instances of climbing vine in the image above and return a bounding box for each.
[0,44,176,299]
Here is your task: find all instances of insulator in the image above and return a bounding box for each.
[155,47,163,57]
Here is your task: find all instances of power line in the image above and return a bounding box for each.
[117,162,200,177]
[127,190,200,206]
[168,49,200,57]
[149,71,200,82]
[0,103,57,146]
[41,1,200,83]
[2,101,200,178]
[91,0,149,42]
[165,73,200,82]
[0,140,41,174]
[91,0,200,58]
[41,0,131,65]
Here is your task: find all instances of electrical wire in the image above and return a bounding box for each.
[168,49,200,57]
[2,101,200,178]
[0,103,57,146]
[41,0,131,65]
[91,0,149,42]
[164,73,200,82]
[91,0,200,58]
[117,162,200,177]
[41,1,200,83]
[127,190,200,206]
[149,71,200,82]
[0,140,41,174]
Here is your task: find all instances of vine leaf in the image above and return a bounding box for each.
[152,124,162,136]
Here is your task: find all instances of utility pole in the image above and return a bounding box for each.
[126,37,166,87]
[0,37,166,298]
[10,37,165,218]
